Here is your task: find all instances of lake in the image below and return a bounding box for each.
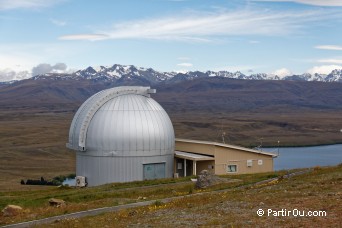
[262,144,342,170]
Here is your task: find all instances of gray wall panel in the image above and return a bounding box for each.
[76,153,174,186]
[70,86,175,186]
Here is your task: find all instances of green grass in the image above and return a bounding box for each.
[33,164,342,228]
[0,169,296,226]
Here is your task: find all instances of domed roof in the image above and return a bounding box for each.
[67,86,174,156]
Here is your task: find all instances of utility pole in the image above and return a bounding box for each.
[277,140,280,156]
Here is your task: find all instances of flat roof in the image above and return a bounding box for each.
[176,138,278,158]
[175,151,215,161]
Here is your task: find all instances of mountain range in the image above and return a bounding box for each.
[1,63,342,147]
[1,64,342,84]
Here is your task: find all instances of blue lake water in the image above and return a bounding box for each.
[262,144,342,170]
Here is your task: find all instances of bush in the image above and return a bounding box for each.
[153,200,164,206]
[67,173,76,179]
[188,185,194,194]
[313,166,321,171]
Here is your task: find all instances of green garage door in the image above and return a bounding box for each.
[143,163,166,180]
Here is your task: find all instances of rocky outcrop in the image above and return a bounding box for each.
[48,198,66,207]
[2,205,23,216]
[196,170,215,189]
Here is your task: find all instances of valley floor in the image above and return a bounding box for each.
[0,109,342,191]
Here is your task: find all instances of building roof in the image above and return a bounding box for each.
[175,151,215,161]
[176,138,278,157]
[67,86,175,155]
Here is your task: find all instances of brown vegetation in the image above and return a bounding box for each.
[33,165,342,228]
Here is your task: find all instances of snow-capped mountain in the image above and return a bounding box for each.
[74,64,175,83]
[1,64,342,83]
[72,64,342,83]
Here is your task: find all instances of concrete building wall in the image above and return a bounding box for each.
[175,140,274,175]
[197,160,215,174]
[214,147,273,175]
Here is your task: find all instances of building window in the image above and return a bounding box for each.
[247,160,253,167]
[227,165,237,173]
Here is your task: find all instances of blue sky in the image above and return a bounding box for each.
[1,0,342,80]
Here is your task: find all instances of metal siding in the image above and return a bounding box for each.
[76,154,173,186]
[71,86,175,186]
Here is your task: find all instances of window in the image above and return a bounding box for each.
[227,165,237,173]
[247,160,253,167]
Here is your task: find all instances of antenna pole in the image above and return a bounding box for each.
[222,132,226,144]
[277,140,280,156]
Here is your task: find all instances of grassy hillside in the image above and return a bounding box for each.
[0,165,341,227]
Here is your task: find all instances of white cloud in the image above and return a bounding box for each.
[253,0,342,6]
[31,63,67,76]
[59,34,109,41]
[0,68,30,82]
[50,18,66,26]
[317,59,342,64]
[177,63,193,67]
[315,45,342,51]
[272,68,292,77]
[0,0,64,10]
[0,62,72,81]
[307,65,342,74]
[58,8,328,42]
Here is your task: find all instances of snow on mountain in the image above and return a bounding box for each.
[43,65,342,83]
[326,69,342,82]
[2,63,342,83]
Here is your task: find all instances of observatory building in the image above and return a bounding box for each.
[67,86,175,186]
[67,86,277,187]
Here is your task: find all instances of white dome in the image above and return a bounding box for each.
[67,86,174,155]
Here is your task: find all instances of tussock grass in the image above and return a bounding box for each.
[33,165,342,228]
[0,169,290,226]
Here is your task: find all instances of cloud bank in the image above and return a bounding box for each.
[59,9,326,42]
[0,0,64,10]
[307,65,342,74]
[273,68,292,77]
[0,63,71,82]
[31,63,67,76]
[315,45,342,51]
[253,0,342,7]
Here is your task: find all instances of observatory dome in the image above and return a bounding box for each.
[67,86,175,186]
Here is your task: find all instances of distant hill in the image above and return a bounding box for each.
[1,75,342,113]
[154,77,342,113]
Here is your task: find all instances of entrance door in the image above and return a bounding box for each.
[143,163,166,180]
